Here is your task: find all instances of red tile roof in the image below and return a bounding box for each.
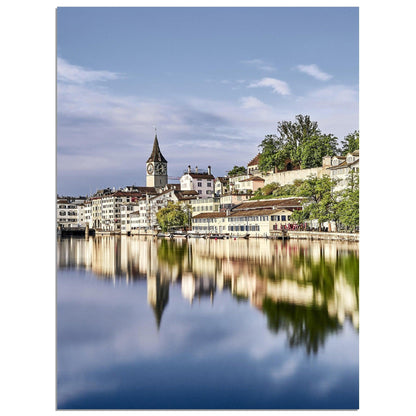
[247,154,260,167]
[192,212,227,219]
[229,208,294,217]
[233,198,303,211]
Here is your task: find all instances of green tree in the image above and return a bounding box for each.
[341,131,359,155]
[156,202,191,232]
[258,134,288,173]
[277,114,320,164]
[261,182,280,196]
[297,175,339,231]
[300,133,340,169]
[227,165,247,176]
[337,172,359,231]
[258,115,339,173]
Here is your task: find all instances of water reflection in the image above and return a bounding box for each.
[57,236,358,355]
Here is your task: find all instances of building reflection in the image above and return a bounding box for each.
[57,236,359,351]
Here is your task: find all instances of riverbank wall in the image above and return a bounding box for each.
[287,231,359,242]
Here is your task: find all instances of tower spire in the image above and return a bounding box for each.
[147,130,167,163]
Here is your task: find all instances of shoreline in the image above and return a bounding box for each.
[59,229,359,242]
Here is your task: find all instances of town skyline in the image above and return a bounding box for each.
[57,7,358,195]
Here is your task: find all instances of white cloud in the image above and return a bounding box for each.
[248,77,291,95]
[57,57,121,84]
[296,64,332,81]
[242,59,276,72]
[240,96,267,109]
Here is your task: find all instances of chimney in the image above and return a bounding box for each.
[208,165,211,175]
[188,165,191,174]
[195,166,198,173]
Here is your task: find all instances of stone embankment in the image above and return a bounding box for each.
[287,231,359,242]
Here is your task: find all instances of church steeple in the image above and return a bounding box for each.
[146,131,168,188]
[147,133,167,164]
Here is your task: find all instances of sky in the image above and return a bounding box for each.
[57,7,359,196]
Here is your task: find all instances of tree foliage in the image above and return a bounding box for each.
[156,202,191,232]
[227,165,247,176]
[289,173,359,232]
[258,115,340,173]
[258,134,289,173]
[337,172,359,231]
[341,130,359,155]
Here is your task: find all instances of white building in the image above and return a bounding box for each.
[120,200,144,234]
[57,199,78,228]
[214,176,228,196]
[190,197,221,217]
[180,166,215,198]
[325,150,359,191]
[77,204,86,227]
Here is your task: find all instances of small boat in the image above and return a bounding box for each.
[208,234,225,239]
[229,234,250,239]
[171,232,187,239]
[187,232,204,238]
[157,233,172,238]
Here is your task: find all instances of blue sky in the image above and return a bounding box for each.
[57,7,358,195]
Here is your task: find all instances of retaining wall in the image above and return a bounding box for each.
[287,231,359,242]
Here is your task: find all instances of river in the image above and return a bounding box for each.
[56,235,359,409]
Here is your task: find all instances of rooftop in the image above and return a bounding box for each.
[187,172,215,180]
[192,207,295,219]
[247,154,260,167]
[233,197,303,211]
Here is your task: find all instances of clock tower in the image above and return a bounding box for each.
[146,133,168,188]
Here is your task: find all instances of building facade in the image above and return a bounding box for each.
[191,198,303,237]
[57,199,79,228]
[180,166,215,198]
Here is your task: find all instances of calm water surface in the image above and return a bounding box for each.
[57,236,359,409]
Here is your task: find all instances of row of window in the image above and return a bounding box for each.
[193,215,291,224]
[271,215,290,221]
[193,205,220,212]
[192,225,260,232]
[58,211,77,216]
[58,205,77,209]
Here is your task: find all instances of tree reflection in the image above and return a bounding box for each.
[262,298,341,355]
[157,239,187,269]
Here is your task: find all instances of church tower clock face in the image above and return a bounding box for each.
[155,163,166,175]
[147,163,154,174]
